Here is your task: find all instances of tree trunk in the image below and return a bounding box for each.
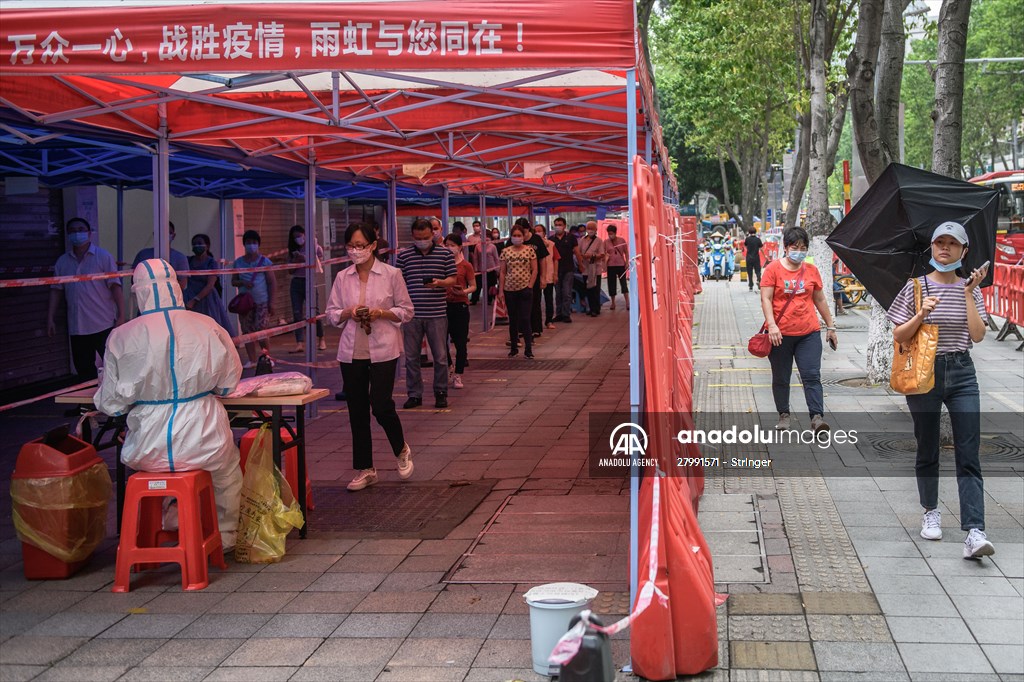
[931,0,972,178]
[786,119,811,229]
[865,299,893,384]
[877,0,912,163]
[806,0,831,238]
[846,0,888,184]
[718,146,733,215]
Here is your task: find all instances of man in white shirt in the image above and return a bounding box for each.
[47,217,124,381]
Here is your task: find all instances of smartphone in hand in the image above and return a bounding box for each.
[828,336,837,351]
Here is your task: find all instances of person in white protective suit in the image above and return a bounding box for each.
[97,259,244,550]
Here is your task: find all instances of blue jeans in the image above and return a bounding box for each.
[906,351,985,531]
[290,277,323,342]
[767,331,824,418]
[403,317,449,398]
[555,270,575,319]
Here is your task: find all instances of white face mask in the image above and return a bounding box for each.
[555,225,566,233]
[348,246,374,264]
[447,245,460,256]
[295,236,306,246]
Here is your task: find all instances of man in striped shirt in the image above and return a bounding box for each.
[396,219,458,408]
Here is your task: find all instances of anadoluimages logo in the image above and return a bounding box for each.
[608,422,649,458]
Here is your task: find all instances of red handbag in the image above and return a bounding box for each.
[748,265,804,358]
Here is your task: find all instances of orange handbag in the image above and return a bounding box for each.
[890,277,939,395]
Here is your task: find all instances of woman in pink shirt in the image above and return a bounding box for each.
[604,224,629,311]
[326,224,415,492]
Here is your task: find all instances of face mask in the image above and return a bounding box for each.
[192,245,206,256]
[787,250,807,263]
[587,231,597,238]
[447,246,460,256]
[348,247,373,264]
[245,243,259,255]
[930,256,962,272]
[69,232,89,247]
[295,236,305,246]
[414,239,433,250]
[555,225,565,233]
[511,236,524,246]
[474,227,481,234]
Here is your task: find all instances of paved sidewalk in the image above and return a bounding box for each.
[0,306,634,682]
[694,279,1024,681]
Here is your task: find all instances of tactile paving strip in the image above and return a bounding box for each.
[775,477,870,593]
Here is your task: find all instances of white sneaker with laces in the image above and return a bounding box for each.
[453,375,465,389]
[775,412,791,430]
[347,468,378,491]
[963,528,995,559]
[920,509,942,540]
[397,443,414,479]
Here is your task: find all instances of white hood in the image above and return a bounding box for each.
[132,258,184,314]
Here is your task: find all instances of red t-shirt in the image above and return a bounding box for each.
[760,260,823,336]
[446,259,476,304]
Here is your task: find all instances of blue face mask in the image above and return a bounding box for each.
[787,250,807,263]
[244,243,259,255]
[413,239,433,250]
[69,232,89,247]
[930,256,962,272]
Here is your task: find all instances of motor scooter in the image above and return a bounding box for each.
[701,237,735,280]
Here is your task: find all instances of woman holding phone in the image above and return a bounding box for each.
[886,221,993,558]
[326,224,415,492]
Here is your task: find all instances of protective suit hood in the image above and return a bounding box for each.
[133,258,184,314]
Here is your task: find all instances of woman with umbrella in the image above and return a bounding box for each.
[759,227,838,432]
[886,222,994,559]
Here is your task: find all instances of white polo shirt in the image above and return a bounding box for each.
[52,243,121,336]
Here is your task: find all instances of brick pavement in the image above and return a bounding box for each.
[695,278,1023,681]
[0,305,634,681]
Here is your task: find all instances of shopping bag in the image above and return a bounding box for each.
[235,424,304,563]
[890,278,938,395]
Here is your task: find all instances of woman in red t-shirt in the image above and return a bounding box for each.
[759,227,838,431]
[444,234,477,389]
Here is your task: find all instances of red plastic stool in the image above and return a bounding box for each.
[112,470,226,593]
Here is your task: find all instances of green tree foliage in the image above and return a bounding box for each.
[659,88,742,203]
[652,0,799,226]
[902,0,1024,172]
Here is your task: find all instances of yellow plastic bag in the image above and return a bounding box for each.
[11,462,112,563]
[235,424,304,563]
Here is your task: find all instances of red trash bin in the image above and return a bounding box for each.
[11,433,112,579]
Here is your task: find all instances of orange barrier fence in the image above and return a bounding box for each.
[630,157,718,679]
[984,264,1024,349]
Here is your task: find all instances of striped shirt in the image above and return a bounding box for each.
[886,276,988,353]
[396,244,457,318]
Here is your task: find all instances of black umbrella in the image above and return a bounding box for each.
[826,163,998,309]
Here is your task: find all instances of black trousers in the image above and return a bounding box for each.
[586,284,602,315]
[542,284,555,325]
[70,327,113,381]
[746,255,762,287]
[530,282,543,334]
[340,358,405,471]
[606,265,628,298]
[471,271,498,304]
[505,288,533,351]
[446,302,470,373]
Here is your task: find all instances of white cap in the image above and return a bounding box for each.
[931,221,969,245]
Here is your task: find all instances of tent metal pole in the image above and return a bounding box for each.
[218,198,230,300]
[153,105,169,261]
[442,186,449,235]
[625,68,640,648]
[304,157,318,418]
[480,195,489,332]
[645,128,653,165]
[387,179,397,265]
[116,182,124,265]
[506,198,513,232]
[528,204,535,226]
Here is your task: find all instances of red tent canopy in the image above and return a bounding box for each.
[0,0,677,205]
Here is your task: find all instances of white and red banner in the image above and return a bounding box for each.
[1,1,636,74]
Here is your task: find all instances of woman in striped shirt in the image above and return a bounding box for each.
[886,221,993,560]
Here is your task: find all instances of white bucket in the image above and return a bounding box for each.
[523,582,599,676]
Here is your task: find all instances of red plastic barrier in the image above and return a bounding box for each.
[630,157,718,679]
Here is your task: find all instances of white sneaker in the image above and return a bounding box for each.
[453,375,465,389]
[920,509,942,541]
[397,443,414,479]
[811,415,830,432]
[346,468,378,491]
[963,528,995,559]
[241,361,255,370]
[775,412,791,430]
